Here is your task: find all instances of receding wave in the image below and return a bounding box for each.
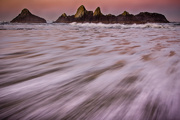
[70,22,172,29]
[0,21,180,120]
[0,22,179,30]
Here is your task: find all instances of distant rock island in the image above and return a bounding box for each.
[10,6,169,24]
[55,5,169,24]
[11,9,46,23]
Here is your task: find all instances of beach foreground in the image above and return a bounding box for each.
[0,22,180,120]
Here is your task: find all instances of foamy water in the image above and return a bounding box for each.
[0,22,180,120]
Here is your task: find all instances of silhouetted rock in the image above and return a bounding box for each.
[93,7,103,16]
[75,5,86,18]
[61,13,67,18]
[106,14,117,23]
[55,13,71,23]
[73,5,93,22]
[11,9,46,23]
[117,11,138,24]
[121,11,130,16]
[54,5,169,24]
[92,7,108,23]
[135,12,169,23]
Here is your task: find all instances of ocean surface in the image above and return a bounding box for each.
[0,22,180,120]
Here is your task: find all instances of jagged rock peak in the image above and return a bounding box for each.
[75,5,87,18]
[11,8,46,23]
[61,13,67,17]
[79,5,86,10]
[93,7,103,16]
[20,8,31,17]
[121,11,130,16]
[54,5,169,24]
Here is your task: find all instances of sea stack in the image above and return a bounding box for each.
[55,13,70,23]
[11,8,46,23]
[93,7,103,16]
[117,11,138,24]
[74,5,93,22]
[135,12,169,23]
[75,5,87,18]
[54,5,169,24]
[92,7,108,23]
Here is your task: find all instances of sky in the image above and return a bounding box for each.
[0,0,180,22]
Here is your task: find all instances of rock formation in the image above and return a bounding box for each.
[11,8,46,23]
[135,12,169,23]
[55,13,70,23]
[106,14,117,23]
[75,5,87,18]
[93,7,103,16]
[117,11,138,24]
[74,5,93,22]
[54,5,169,24]
[121,11,130,16]
[61,13,67,18]
[92,7,108,23]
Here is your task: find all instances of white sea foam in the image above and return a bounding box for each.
[0,22,177,31]
[70,22,172,29]
[0,23,180,120]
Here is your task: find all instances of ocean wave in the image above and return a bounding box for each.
[0,22,177,31]
[70,22,171,29]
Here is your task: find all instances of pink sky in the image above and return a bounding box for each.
[0,0,180,22]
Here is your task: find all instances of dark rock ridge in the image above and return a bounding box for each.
[11,8,46,23]
[55,5,169,24]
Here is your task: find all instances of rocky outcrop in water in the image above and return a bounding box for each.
[74,5,93,22]
[135,12,169,23]
[117,11,139,24]
[55,13,70,23]
[93,7,103,16]
[92,7,108,23]
[11,8,46,23]
[55,5,169,24]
